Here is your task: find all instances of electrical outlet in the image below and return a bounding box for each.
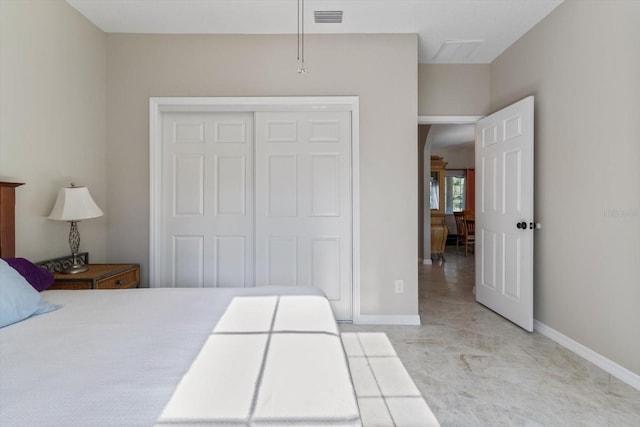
[394,279,404,294]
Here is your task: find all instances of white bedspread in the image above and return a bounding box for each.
[0,287,360,426]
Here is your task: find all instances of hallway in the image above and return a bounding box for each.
[342,247,640,426]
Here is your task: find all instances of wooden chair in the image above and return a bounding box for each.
[462,218,475,256]
[454,210,476,256]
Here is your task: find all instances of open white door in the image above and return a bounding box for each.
[475,96,534,331]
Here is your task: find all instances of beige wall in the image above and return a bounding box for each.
[106,33,419,316]
[491,0,640,374]
[431,146,474,170]
[0,0,107,262]
[418,64,491,116]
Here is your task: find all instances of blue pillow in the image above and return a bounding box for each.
[0,259,60,328]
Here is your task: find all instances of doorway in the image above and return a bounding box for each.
[418,116,481,261]
[418,116,481,301]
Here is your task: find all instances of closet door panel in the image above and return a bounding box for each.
[161,112,254,288]
[267,155,298,217]
[255,111,352,320]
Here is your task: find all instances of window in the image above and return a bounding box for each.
[445,170,466,213]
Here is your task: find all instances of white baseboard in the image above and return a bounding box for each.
[355,314,421,326]
[422,259,432,265]
[534,320,640,391]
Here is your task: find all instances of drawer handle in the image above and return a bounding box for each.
[116,279,123,285]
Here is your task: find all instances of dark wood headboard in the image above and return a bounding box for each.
[0,182,25,258]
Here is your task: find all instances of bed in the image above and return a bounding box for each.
[1,287,360,426]
[0,182,361,426]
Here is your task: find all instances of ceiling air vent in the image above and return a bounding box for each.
[314,11,343,24]
[433,40,483,60]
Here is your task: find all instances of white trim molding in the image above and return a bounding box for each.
[534,320,640,391]
[356,315,421,326]
[417,115,484,124]
[150,96,361,322]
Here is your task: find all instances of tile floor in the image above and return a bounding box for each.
[341,247,640,426]
[343,332,440,426]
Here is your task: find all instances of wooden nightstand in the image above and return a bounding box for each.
[50,264,140,290]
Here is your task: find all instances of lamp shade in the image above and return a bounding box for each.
[48,186,103,221]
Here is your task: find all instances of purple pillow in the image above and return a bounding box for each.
[3,258,55,292]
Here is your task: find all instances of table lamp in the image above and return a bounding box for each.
[48,183,103,274]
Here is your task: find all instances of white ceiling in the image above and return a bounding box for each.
[66,0,563,64]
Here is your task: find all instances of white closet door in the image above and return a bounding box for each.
[161,112,254,288]
[255,111,353,320]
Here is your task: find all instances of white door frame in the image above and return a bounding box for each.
[417,116,483,262]
[150,96,360,320]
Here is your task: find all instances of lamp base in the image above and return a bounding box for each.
[61,247,87,274]
[62,263,88,274]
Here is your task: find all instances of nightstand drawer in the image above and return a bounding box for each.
[51,264,140,290]
[50,281,91,290]
[96,269,139,289]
